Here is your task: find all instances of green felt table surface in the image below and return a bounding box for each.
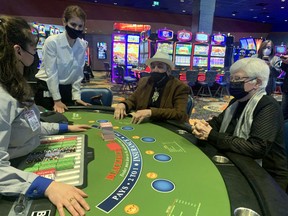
[58,111,230,216]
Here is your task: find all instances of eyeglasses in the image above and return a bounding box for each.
[230,76,257,82]
[20,45,36,57]
[150,63,166,69]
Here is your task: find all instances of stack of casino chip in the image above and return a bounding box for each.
[100,122,115,141]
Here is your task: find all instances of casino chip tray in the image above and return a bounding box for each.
[18,134,87,187]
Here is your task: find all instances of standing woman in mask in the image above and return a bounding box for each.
[254,40,282,95]
[35,5,90,113]
[114,50,190,124]
[191,58,288,193]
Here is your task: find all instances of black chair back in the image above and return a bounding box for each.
[186,70,199,86]
[171,69,180,79]
[81,88,113,106]
[205,70,218,86]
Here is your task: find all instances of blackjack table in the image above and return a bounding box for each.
[1,106,288,216]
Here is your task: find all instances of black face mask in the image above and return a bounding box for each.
[65,25,83,39]
[229,78,256,100]
[229,81,249,99]
[150,72,167,83]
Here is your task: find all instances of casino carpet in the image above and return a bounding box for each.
[83,71,231,123]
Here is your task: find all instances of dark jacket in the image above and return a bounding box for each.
[207,95,288,191]
[123,76,190,123]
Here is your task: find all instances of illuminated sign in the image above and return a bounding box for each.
[177,30,192,42]
[158,28,173,40]
[113,23,151,32]
[195,32,209,43]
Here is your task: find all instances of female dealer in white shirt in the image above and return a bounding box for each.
[35,5,90,113]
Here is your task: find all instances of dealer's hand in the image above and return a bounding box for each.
[45,181,90,216]
[191,119,212,140]
[114,103,127,120]
[75,99,91,107]
[54,100,68,113]
[68,124,92,132]
[131,109,152,124]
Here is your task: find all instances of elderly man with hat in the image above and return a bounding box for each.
[114,50,191,124]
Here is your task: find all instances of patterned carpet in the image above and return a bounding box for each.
[82,71,231,123]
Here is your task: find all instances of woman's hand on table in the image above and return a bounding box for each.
[54,100,68,113]
[131,109,152,124]
[114,103,127,120]
[68,124,92,132]
[45,181,90,216]
[75,99,91,107]
[191,119,212,140]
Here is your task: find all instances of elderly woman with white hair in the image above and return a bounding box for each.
[114,50,190,124]
[192,57,288,193]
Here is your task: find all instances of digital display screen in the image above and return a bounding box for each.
[193,56,208,67]
[127,35,140,43]
[195,33,209,42]
[157,42,174,54]
[193,45,209,56]
[240,39,248,50]
[275,46,287,54]
[97,42,107,60]
[175,56,191,66]
[113,34,126,42]
[210,57,225,68]
[175,43,192,55]
[113,42,126,65]
[246,38,256,50]
[210,46,226,57]
[127,43,139,66]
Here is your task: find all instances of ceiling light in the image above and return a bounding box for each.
[182,10,186,12]
[249,9,254,11]
[285,20,288,22]
[152,1,160,6]
[267,15,270,18]
[180,0,185,2]
[114,2,117,5]
[281,6,285,9]
[281,0,285,2]
[253,16,258,19]
[232,13,236,16]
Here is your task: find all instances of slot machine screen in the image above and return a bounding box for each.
[246,38,256,50]
[193,45,209,56]
[175,43,192,55]
[275,46,287,55]
[193,56,208,67]
[210,46,226,57]
[157,42,173,54]
[97,42,107,60]
[240,39,248,50]
[175,56,191,66]
[210,57,225,68]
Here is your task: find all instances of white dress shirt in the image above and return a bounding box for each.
[36,32,88,101]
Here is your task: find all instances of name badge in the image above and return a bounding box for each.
[24,109,40,132]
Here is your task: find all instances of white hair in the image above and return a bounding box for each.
[230,57,270,88]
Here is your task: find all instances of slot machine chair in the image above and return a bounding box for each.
[214,71,230,97]
[171,69,180,79]
[186,95,194,116]
[186,70,199,97]
[117,66,138,93]
[81,88,113,106]
[103,62,111,78]
[196,70,218,97]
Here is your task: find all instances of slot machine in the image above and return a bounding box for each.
[191,32,210,81]
[173,29,193,80]
[156,28,174,61]
[209,33,226,74]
